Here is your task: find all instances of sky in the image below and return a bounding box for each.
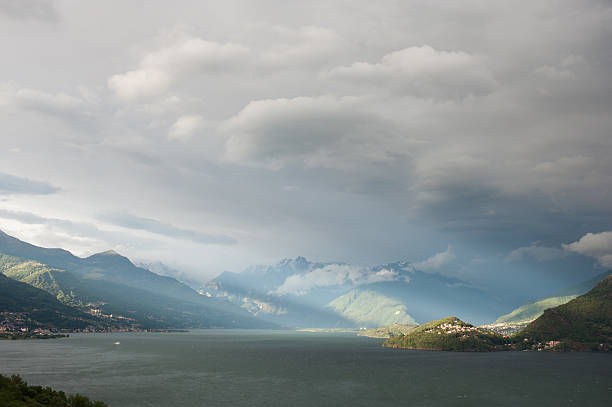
[0,0,611,290]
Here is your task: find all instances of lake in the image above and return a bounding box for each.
[1,330,611,406]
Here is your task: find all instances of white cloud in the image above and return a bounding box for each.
[506,244,565,262]
[273,264,403,296]
[15,88,83,114]
[328,45,496,99]
[169,115,204,141]
[108,69,172,101]
[0,84,94,127]
[411,246,456,272]
[563,231,612,268]
[108,32,249,101]
[222,95,395,169]
[0,0,59,22]
[533,55,588,81]
[259,25,345,67]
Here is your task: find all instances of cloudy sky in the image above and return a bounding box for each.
[0,0,611,291]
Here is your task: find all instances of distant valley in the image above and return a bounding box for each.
[2,229,610,336]
[203,256,510,328]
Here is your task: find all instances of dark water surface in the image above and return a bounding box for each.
[1,330,611,406]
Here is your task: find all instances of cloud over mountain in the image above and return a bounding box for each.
[274,264,405,296]
[0,0,610,284]
[564,231,612,268]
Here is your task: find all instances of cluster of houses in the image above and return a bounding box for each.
[0,310,139,335]
[0,312,31,333]
[0,312,57,335]
[425,322,480,335]
[478,321,530,336]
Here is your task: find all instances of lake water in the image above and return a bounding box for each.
[1,330,611,406]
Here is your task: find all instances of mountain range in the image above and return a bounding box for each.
[0,230,268,330]
[2,229,609,333]
[203,256,510,327]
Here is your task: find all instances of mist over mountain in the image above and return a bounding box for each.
[205,256,510,327]
[135,261,206,291]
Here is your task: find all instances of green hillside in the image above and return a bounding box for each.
[328,289,417,327]
[0,273,101,330]
[358,323,418,338]
[382,316,508,351]
[496,295,578,323]
[1,254,84,307]
[0,231,271,329]
[1,254,264,329]
[495,272,610,324]
[515,273,612,351]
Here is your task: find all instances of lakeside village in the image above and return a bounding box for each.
[425,322,563,352]
[0,306,170,339]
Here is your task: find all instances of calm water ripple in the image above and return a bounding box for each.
[1,330,611,407]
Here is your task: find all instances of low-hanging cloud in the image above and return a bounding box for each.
[0,208,164,256]
[273,264,404,296]
[507,244,566,262]
[0,172,59,195]
[563,231,612,268]
[411,246,456,272]
[98,212,236,245]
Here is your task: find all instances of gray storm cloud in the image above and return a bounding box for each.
[0,0,610,282]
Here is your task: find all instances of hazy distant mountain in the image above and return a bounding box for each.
[495,271,611,324]
[516,273,612,351]
[358,323,419,339]
[0,230,269,329]
[205,257,508,327]
[135,261,205,291]
[328,289,418,327]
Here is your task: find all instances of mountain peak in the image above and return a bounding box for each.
[97,250,121,256]
[279,256,310,266]
[86,250,133,266]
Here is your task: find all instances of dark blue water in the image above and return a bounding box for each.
[1,330,611,406]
